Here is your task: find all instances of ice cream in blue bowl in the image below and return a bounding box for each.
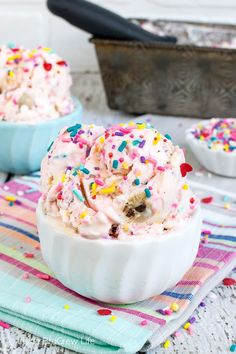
[0,45,82,174]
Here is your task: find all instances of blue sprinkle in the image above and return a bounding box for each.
[164,134,172,140]
[118,141,127,152]
[134,178,140,186]
[112,160,119,169]
[223,195,230,202]
[72,189,84,202]
[67,123,82,133]
[47,140,54,152]
[144,188,151,198]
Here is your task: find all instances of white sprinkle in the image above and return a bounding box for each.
[208,291,217,300]
[195,172,204,177]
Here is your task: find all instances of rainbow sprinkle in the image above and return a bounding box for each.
[112,160,119,169]
[134,178,140,185]
[72,189,85,202]
[118,141,127,152]
[144,188,151,198]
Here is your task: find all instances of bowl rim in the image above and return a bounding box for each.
[185,118,236,157]
[0,96,82,129]
[37,199,202,247]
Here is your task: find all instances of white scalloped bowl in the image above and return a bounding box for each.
[186,120,236,178]
[36,200,202,304]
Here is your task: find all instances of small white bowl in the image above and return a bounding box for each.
[186,120,236,178]
[37,200,202,304]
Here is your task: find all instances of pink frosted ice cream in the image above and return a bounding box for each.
[41,122,197,240]
[0,45,74,123]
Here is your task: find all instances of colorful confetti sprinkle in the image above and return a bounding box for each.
[180,163,193,177]
[144,188,151,198]
[0,321,10,329]
[201,196,213,204]
[97,309,112,316]
[223,278,236,286]
[36,273,51,280]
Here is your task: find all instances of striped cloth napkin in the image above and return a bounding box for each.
[0,174,235,354]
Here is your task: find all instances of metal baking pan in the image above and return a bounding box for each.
[91,24,236,118]
[48,0,236,118]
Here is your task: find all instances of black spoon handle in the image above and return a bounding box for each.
[47,0,176,43]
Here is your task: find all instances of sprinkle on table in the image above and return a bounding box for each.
[163,339,171,349]
[180,163,193,177]
[174,331,181,338]
[97,309,112,316]
[24,253,34,258]
[24,296,32,303]
[0,321,10,329]
[164,309,172,315]
[223,278,236,286]
[201,196,213,204]
[189,316,196,324]
[64,304,70,310]
[183,322,191,330]
[109,315,117,322]
[187,326,194,336]
[22,272,30,280]
[170,302,179,312]
[223,203,230,209]
[140,320,148,326]
[230,344,236,352]
[223,195,230,202]
[36,273,51,280]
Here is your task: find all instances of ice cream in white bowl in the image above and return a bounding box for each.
[186,118,236,177]
[37,122,202,304]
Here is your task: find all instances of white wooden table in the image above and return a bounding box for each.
[0,73,235,354]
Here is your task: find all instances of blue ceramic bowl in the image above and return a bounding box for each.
[0,97,82,174]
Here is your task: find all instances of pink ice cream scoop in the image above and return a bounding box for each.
[41,122,197,240]
[0,45,74,122]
